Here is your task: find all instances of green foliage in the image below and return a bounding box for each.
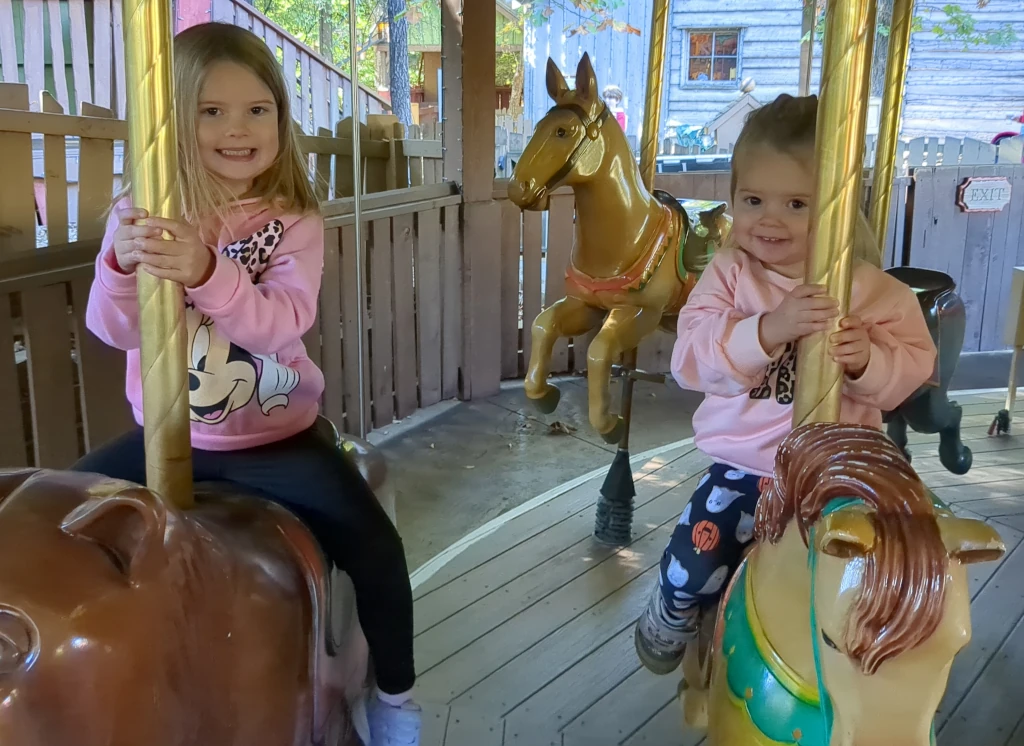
[809,1,1017,48]
[514,0,640,37]
[496,51,519,87]
[257,0,432,88]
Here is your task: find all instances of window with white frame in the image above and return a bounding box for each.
[685,29,741,85]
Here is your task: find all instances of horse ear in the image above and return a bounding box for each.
[816,509,875,559]
[575,52,598,103]
[61,491,166,584]
[546,58,570,102]
[938,515,1006,565]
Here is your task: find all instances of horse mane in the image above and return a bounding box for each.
[753,422,948,675]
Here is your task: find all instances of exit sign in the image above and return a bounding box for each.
[956,176,1013,213]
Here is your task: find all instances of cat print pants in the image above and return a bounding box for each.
[658,462,769,618]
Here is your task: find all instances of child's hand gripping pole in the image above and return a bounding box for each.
[123,0,194,509]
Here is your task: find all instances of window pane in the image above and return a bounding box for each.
[713,57,737,81]
[690,33,712,57]
[689,57,712,81]
[715,33,738,56]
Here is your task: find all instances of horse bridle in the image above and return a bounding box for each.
[539,101,612,194]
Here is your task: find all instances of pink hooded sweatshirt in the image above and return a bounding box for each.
[86,198,325,451]
[672,246,937,477]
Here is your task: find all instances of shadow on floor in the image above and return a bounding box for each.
[380,375,704,570]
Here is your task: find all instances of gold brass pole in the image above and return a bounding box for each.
[123,0,194,508]
[638,0,669,191]
[869,0,915,249]
[617,0,669,453]
[792,0,878,425]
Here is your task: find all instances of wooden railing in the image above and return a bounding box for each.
[0,87,463,467]
[0,0,389,130]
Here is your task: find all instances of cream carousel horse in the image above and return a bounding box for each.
[682,422,1004,745]
[507,53,730,443]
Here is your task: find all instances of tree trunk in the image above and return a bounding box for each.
[871,0,894,98]
[387,0,412,126]
[319,2,334,64]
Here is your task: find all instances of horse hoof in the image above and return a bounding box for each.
[939,443,973,475]
[528,385,561,414]
[600,417,626,445]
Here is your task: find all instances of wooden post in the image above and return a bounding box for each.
[798,0,816,96]
[448,0,501,399]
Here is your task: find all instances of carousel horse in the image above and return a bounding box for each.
[0,416,391,746]
[679,422,1004,746]
[507,52,730,443]
[881,267,973,475]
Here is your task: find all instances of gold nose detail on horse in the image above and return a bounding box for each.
[507,53,731,443]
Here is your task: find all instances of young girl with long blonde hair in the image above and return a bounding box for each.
[75,23,421,746]
[634,93,937,674]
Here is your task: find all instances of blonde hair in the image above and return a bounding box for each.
[728,93,882,267]
[116,22,318,224]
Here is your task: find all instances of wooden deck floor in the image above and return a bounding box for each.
[411,392,1024,746]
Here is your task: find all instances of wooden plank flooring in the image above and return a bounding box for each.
[413,392,1024,746]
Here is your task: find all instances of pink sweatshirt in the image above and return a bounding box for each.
[87,198,326,451]
[671,247,937,476]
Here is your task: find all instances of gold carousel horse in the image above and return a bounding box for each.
[681,422,1005,746]
[507,53,730,443]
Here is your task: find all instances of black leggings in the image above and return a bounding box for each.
[71,425,415,695]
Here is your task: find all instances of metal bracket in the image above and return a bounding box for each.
[610,364,666,385]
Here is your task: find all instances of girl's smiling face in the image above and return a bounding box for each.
[196,60,280,197]
[731,145,815,278]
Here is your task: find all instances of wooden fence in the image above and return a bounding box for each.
[0,0,388,129]
[495,115,1024,176]
[494,162,1024,379]
[0,84,461,468]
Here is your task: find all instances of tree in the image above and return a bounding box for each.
[386,0,412,125]
[514,0,640,37]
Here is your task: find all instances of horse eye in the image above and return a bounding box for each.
[821,629,840,651]
[556,127,567,137]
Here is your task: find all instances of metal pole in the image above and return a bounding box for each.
[349,0,367,436]
[593,0,670,546]
[792,0,878,425]
[869,0,915,250]
[638,0,670,191]
[124,0,194,508]
[798,0,816,96]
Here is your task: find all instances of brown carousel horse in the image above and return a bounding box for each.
[0,419,391,746]
[507,53,730,443]
[679,422,1005,745]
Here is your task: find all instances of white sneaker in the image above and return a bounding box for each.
[367,696,422,746]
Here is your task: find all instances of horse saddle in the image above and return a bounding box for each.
[885,267,960,390]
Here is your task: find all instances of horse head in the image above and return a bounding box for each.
[0,469,194,746]
[754,422,1004,745]
[508,53,632,211]
[0,466,359,746]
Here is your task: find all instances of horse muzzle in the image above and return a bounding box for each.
[507,179,550,212]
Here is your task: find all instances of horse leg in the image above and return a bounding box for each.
[586,305,663,443]
[937,398,973,475]
[886,410,911,463]
[525,296,604,413]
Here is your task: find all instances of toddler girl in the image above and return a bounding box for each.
[634,93,937,674]
[74,22,421,746]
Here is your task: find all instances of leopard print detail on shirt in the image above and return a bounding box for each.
[221,219,285,283]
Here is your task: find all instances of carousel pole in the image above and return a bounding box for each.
[349,0,367,436]
[592,0,670,546]
[792,0,878,425]
[124,0,194,508]
[868,0,915,251]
